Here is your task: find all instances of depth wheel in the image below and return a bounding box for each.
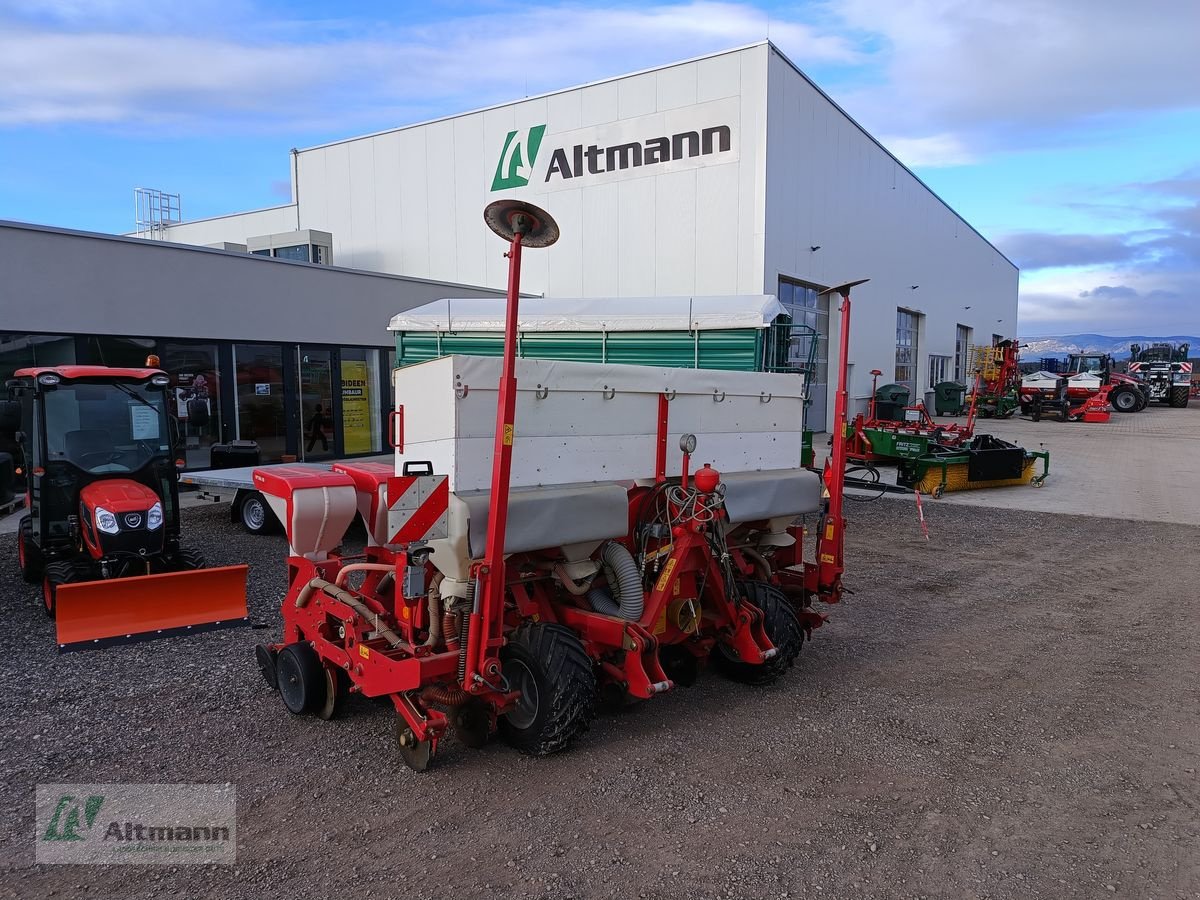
[276,642,326,715]
[714,581,804,686]
[315,665,348,721]
[499,623,596,756]
[396,722,435,772]
[255,644,279,689]
[18,517,44,584]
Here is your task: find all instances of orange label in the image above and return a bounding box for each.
[820,553,835,564]
[358,644,370,659]
[653,606,668,636]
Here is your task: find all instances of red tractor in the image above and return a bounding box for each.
[252,203,854,770]
[1,364,248,650]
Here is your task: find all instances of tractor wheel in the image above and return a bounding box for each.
[17,517,44,584]
[714,581,804,686]
[1135,390,1149,411]
[41,559,91,620]
[239,492,279,535]
[174,547,206,570]
[1110,386,1140,413]
[499,622,596,756]
[1169,386,1190,408]
[276,642,326,715]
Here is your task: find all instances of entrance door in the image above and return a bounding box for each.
[299,347,334,460]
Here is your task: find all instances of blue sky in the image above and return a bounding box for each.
[1,0,1198,335]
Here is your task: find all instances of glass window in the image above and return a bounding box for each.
[955,324,972,381]
[251,249,271,257]
[778,277,830,427]
[300,347,334,460]
[929,355,951,385]
[0,333,75,385]
[896,308,921,394]
[43,382,170,474]
[234,344,287,462]
[339,348,382,454]
[160,342,221,469]
[274,245,309,262]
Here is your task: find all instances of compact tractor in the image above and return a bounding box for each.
[252,202,854,770]
[1127,342,1191,408]
[1,365,248,651]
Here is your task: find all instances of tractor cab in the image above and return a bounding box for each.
[1065,353,1110,376]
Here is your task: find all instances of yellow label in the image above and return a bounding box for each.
[401,605,410,620]
[503,424,514,446]
[653,606,668,636]
[530,613,540,622]
[358,644,370,659]
[654,557,678,594]
[673,578,681,596]
[824,523,835,540]
[820,553,835,564]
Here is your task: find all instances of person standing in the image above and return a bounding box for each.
[306,403,330,453]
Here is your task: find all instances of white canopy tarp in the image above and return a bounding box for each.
[388,295,787,333]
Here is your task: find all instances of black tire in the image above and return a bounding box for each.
[1135,389,1149,411]
[239,492,279,535]
[714,581,804,686]
[276,642,326,715]
[174,547,206,570]
[41,559,91,620]
[1169,386,1190,408]
[1110,386,1140,413]
[499,623,596,756]
[18,516,44,584]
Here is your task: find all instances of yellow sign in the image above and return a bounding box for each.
[340,360,373,454]
[358,644,370,659]
[503,424,514,446]
[654,557,678,594]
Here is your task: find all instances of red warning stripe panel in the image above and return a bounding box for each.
[387,476,450,544]
[1128,362,1143,372]
[1181,362,1193,373]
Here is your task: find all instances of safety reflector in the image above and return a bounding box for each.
[54,565,250,653]
[387,475,450,544]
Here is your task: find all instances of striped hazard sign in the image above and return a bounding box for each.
[387,475,450,544]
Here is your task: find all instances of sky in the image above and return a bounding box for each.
[1,0,1198,337]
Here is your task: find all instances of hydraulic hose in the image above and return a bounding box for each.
[584,541,644,621]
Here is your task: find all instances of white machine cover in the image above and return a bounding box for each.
[721,468,822,524]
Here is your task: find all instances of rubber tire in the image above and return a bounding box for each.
[1110,386,1140,413]
[18,517,44,584]
[1135,390,1149,411]
[174,547,206,570]
[499,623,596,756]
[239,492,279,535]
[42,559,91,620]
[1169,386,1190,408]
[714,581,804,686]
[276,642,326,715]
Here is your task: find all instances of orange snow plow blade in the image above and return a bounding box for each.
[54,565,250,653]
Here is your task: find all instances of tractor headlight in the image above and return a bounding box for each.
[146,502,163,530]
[95,507,120,534]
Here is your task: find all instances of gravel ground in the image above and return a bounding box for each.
[1,498,1198,899]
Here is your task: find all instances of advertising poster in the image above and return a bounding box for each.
[340,360,372,453]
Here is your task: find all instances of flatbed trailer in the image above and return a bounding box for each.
[181,456,391,533]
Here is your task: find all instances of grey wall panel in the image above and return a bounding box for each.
[0,222,503,347]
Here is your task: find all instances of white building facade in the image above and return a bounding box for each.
[160,42,1017,427]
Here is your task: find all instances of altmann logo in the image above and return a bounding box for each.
[43,794,104,842]
[544,124,731,182]
[491,125,547,190]
[490,121,734,191]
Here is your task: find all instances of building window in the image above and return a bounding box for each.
[274,245,310,262]
[929,354,951,386]
[777,277,830,425]
[896,308,921,395]
[954,324,972,381]
[339,348,382,454]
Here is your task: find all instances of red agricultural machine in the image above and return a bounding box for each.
[1,365,248,651]
[845,368,977,465]
[1019,352,1144,420]
[253,201,854,770]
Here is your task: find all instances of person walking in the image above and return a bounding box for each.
[306,403,330,453]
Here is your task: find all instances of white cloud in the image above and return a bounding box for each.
[877,133,974,167]
[0,2,860,131]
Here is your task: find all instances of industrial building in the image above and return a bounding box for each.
[153,41,1018,427]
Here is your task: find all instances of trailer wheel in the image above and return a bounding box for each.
[239,491,279,535]
[1110,386,1140,413]
[41,560,90,619]
[18,517,44,584]
[1169,386,1190,408]
[714,581,804,686]
[499,623,596,756]
[277,642,326,715]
